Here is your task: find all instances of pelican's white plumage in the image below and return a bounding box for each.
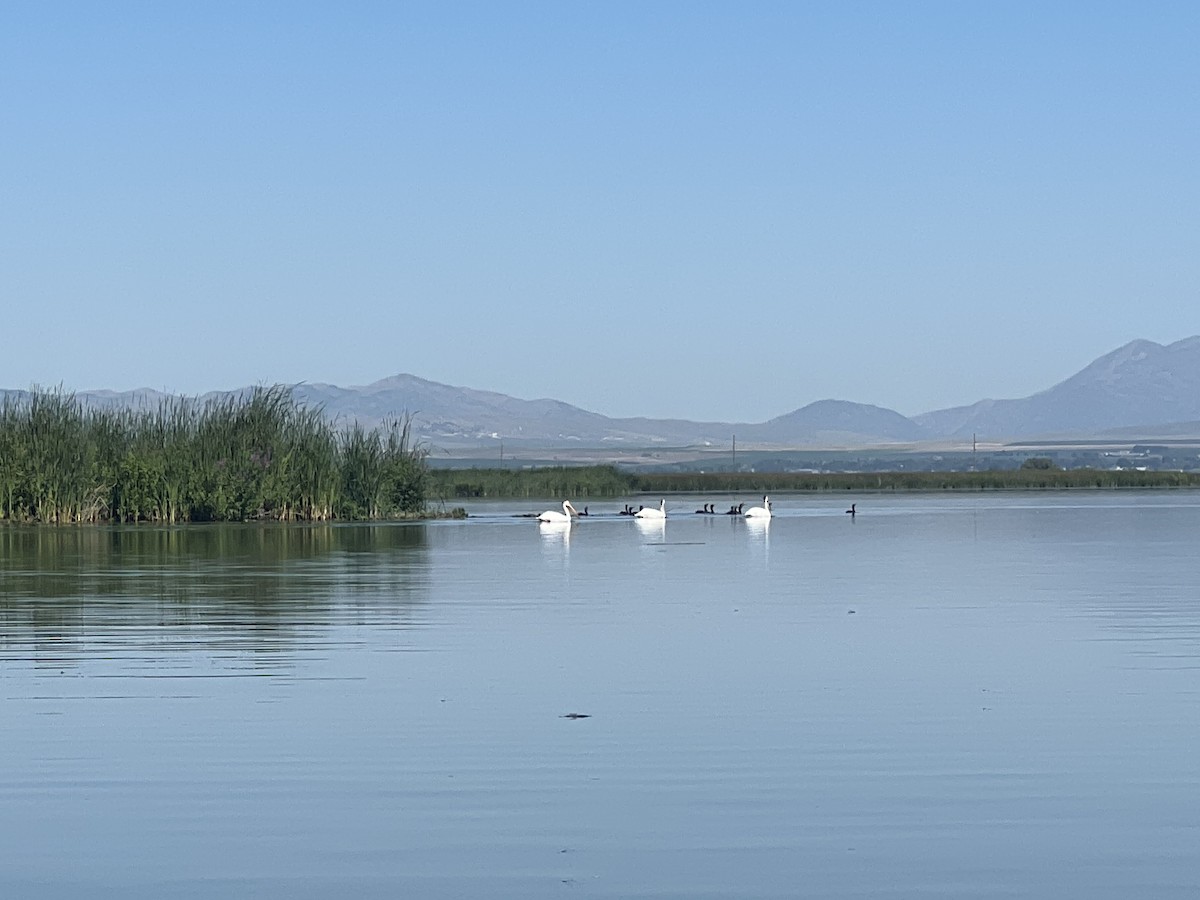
[538,500,578,523]
[634,498,667,520]
[744,495,772,518]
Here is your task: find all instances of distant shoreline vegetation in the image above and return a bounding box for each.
[0,387,433,524]
[429,465,1200,499]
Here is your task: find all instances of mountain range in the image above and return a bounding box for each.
[8,337,1200,449]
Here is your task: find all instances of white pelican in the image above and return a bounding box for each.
[634,498,666,520]
[538,500,578,523]
[744,495,772,518]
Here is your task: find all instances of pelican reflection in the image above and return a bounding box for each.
[634,516,666,540]
[745,514,770,567]
[539,519,571,557]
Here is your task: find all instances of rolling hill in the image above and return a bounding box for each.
[7,337,1200,448]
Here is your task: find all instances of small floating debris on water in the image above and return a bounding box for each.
[560,712,591,719]
[847,609,856,614]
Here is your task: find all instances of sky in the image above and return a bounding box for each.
[3,2,1198,422]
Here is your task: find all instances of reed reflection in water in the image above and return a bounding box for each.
[0,523,430,671]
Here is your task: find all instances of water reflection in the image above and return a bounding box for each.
[537,520,571,563]
[634,517,666,541]
[744,515,770,566]
[0,524,430,667]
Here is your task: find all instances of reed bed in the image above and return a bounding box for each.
[429,465,633,500]
[0,387,428,524]
[428,465,1200,499]
[630,469,1200,492]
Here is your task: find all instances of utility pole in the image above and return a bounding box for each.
[731,434,736,470]
[972,433,977,471]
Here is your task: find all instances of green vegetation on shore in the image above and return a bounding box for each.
[0,387,429,524]
[429,465,1200,499]
[430,465,633,499]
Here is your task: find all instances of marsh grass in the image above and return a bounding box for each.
[0,387,428,524]
[428,464,1200,499]
[429,465,633,500]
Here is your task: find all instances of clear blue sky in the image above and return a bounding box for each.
[4,2,1197,422]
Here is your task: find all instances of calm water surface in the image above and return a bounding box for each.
[3,493,1200,898]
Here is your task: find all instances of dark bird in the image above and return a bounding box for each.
[846,503,856,517]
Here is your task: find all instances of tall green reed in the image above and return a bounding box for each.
[0,386,429,524]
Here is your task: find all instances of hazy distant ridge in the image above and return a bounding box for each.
[913,337,1200,438]
[8,337,1200,447]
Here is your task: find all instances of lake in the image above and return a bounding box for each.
[3,493,1200,899]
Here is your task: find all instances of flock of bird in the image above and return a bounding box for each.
[537,496,860,523]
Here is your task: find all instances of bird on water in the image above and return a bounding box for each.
[635,499,667,520]
[744,496,772,518]
[538,500,578,523]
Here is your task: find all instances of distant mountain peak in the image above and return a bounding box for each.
[916,334,1200,439]
[1067,336,1200,388]
[755,398,927,444]
[1082,338,1161,374]
[360,373,437,391]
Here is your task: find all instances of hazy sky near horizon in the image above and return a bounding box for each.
[4,2,1198,422]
